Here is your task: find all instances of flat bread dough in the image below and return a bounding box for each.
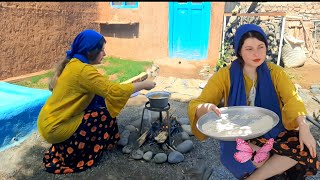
[201,115,274,137]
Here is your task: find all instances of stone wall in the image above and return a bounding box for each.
[239,2,320,50]
[259,2,320,49]
[259,2,320,19]
[0,2,99,80]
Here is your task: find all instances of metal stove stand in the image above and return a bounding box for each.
[139,101,172,145]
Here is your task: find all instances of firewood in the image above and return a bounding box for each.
[137,130,149,147]
[165,143,176,151]
[161,108,176,125]
[154,131,168,143]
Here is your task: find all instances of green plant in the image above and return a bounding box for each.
[11,57,153,89]
[98,56,153,83]
[215,41,234,71]
[12,71,54,89]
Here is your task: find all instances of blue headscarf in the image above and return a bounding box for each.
[220,24,285,179]
[66,29,106,109]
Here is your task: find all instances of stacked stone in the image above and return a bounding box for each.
[223,11,283,63]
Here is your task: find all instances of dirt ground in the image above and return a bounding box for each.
[284,58,320,89]
[155,56,320,89]
[152,58,212,80]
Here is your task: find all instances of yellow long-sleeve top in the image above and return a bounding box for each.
[188,62,307,141]
[38,58,134,144]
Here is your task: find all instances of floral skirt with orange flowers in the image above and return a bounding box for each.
[43,107,120,174]
[246,130,320,180]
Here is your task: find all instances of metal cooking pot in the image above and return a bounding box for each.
[145,91,171,108]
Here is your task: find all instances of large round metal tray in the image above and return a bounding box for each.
[196,106,279,141]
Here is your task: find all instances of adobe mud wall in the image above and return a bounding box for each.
[96,2,169,62]
[1,2,225,80]
[207,2,225,66]
[0,2,99,80]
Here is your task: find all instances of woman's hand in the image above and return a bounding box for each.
[195,103,221,119]
[142,80,156,90]
[297,116,317,158]
[133,80,156,92]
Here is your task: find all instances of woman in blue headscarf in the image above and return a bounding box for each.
[188,24,319,179]
[38,29,156,174]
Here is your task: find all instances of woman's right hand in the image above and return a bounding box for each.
[133,80,156,93]
[195,103,221,119]
[143,80,156,90]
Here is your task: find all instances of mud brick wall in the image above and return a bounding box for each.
[96,2,169,62]
[0,2,99,80]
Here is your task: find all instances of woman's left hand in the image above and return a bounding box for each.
[299,122,317,158]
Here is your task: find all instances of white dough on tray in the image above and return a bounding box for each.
[201,114,274,137]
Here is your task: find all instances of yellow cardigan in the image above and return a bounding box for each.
[38,58,134,144]
[188,62,307,141]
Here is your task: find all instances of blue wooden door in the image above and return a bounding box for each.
[169,2,211,60]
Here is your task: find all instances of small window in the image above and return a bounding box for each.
[110,2,138,9]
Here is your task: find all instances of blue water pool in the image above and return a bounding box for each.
[0,82,51,151]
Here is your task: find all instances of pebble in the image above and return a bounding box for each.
[310,84,320,89]
[143,151,153,161]
[310,89,320,94]
[181,125,193,135]
[118,137,128,146]
[125,125,137,132]
[122,145,133,154]
[153,153,167,164]
[131,149,144,160]
[176,140,194,153]
[121,130,131,138]
[168,151,184,164]
[180,131,190,140]
[176,117,190,125]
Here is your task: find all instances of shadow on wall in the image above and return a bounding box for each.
[100,23,139,38]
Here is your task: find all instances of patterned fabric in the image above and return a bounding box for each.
[245,130,320,180]
[43,107,120,174]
